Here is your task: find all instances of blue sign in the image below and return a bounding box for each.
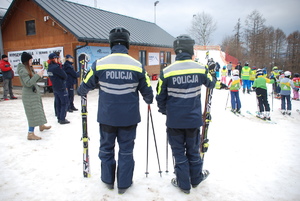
[76,46,111,70]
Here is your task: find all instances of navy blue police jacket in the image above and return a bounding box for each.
[47,62,67,91]
[156,53,216,129]
[77,45,154,127]
[63,60,78,88]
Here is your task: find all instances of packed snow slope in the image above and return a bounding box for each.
[0,81,300,201]
[194,50,227,68]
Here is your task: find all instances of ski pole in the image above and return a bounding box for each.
[166,133,169,173]
[225,90,230,110]
[271,88,274,112]
[148,104,162,177]
[145,105,150,177]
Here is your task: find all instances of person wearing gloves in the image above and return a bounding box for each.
[156,34,216,194]
[17,52,51,140]
[252,69,275,120]
[77,27,153,194]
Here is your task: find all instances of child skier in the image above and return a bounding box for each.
[249,66,257,90]
[228,69,242,113]
[221,66,227,84]
[252,69,275,120]
[241,62,252,94]
[280,71,298,115]
[292,73,300,100]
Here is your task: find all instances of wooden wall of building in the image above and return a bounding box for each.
[2,0,174,86]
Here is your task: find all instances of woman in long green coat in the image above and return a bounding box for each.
[17,52,51,140]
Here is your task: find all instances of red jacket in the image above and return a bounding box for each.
[0,59,14,79]
[0,59,12,72]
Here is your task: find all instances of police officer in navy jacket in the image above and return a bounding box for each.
[47,53,70,124]
[77,27,153,194]
[63,54,79,112]
[156,34,216,194]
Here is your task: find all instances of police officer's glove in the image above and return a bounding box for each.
[208,63,217,79]
[209,70,217,79]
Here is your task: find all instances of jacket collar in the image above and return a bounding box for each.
[111,44,128,54]
[175,52,192,61]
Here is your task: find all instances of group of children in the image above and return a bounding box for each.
[221,63,300,119]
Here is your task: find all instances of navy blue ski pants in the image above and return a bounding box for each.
[230,91,241,110]
[99,124,137,189]
[54,90,68,121]
[167,128,203,191]
[67,86,75,109]
[281,95,291,110]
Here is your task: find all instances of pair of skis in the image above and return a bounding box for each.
[200,61,217,164]
[79,54,91,178]
[200,87,213,160]
[246,111,277,124]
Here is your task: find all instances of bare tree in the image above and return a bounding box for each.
[244,10,266,66]
[274,28,286,67]
[286,31,300,72]
[233,18,243,60]
[188,12,217,46]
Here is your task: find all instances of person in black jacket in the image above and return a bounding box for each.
[63,54,79,112]
[47,53,70,124]
[235,62,242,77]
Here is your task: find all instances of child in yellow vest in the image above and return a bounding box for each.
[280,71,298,115]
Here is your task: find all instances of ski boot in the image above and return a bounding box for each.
[231,108,236,113]
[265,111,271,120]
[256,112,265,120]
[192,170,210,188]
[286,110,291,115]
[236,109,241,114]
[171,178,190,194]
[281,110,286,115]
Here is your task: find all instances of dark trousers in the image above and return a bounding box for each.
[256,88,270,112]
[99,124,137,189]
[281,95,291,110]
[230,91,241,110]
[3,79,14,98]
[228,69,232,76]
[67,86,74,109]
[54,90,69,121]
[167,128,203,191]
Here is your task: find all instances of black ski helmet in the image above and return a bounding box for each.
[173,34,195,56]
[256,68,264,76]
[109,27,130,49]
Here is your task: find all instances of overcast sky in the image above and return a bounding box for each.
[2,0,300,45]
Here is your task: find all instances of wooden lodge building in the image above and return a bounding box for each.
[1,0,175,86]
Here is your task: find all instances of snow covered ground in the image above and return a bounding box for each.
[0,80,300,201]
